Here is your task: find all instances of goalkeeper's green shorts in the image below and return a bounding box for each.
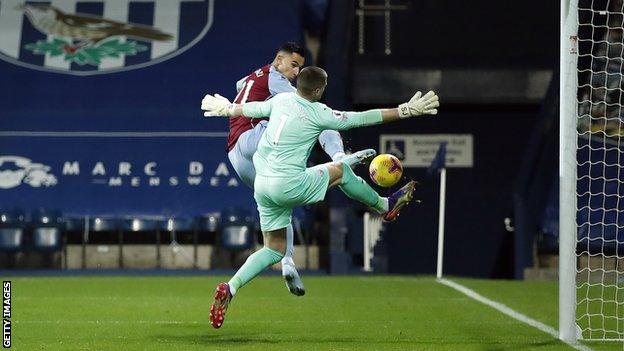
[253,165,330,231]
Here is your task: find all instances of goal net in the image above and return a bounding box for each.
[572,0,624,341]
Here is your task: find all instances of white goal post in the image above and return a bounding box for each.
[559,0,579,343]
[560,0,624,342]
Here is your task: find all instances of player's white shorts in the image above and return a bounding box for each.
[227,121,267,188]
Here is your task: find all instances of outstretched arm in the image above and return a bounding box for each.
[201,94,272,118]
[319,91,439,130]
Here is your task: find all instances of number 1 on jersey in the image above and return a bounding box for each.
[273,114,289,145]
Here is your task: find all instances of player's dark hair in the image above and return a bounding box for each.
[278,42,305,57]
[297,66,327,96]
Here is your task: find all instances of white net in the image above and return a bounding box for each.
[576,0,624,340]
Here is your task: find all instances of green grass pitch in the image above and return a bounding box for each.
[6,275,621,350]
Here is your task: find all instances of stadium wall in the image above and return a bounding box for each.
[0,0,304,217]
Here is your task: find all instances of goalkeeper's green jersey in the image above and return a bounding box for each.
[242,92,383,177]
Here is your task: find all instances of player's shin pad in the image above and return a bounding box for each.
[338,163,385,212]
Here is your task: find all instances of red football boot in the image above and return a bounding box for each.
[209,282,232,329]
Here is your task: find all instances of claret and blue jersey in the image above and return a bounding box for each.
[226,64,296,151]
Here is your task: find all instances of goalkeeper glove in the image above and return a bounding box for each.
[398,91,439,118]
[201,94,235,117]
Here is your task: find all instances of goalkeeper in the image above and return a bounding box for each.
[201,66,439,329]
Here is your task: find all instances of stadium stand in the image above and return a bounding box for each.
[120,216,162,268]
[30,208,63,251]
[208,208,257,269]
[218,208,257,251]
[83,217,121,269]
[160,217,197,269]
[0,209,25,254]
[30,208,64,268]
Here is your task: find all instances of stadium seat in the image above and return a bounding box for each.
[64,217,85,231]
[219,208,256,251]
[120,216,162,268]
[82,217,121,269]
[29,209,64,268]
[61,217,86,268]
[163,217,195,238]
[89,216,118,231]
[0,208,25,253]
[161,217,197,268]
[63,217,86,245]
[121,216,161,233]
[30,208,64,252]
[195,213,219,245]
[164,217,192,231]
[87,216,120,243]
[162,216,196,248]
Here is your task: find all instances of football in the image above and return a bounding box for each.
[369,154,403,187]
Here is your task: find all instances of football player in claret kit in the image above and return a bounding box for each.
[201,66,440,329]
[223,42,374,297]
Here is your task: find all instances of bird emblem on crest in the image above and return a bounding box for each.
[18,4,173,66]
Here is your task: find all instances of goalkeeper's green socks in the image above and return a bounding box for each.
[339,163,388,213]
[228,246,284,296]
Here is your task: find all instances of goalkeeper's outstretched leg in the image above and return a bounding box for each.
[327,161,417,221]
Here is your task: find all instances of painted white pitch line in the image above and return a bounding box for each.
[438,278,594,351]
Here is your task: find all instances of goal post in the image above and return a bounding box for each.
[559,0,579,343]
[561,0,624,342]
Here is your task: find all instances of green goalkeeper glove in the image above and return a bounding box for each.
[201,93,235,117]
[398,91,439,118]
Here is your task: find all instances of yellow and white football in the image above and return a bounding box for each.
[369,154,403,187]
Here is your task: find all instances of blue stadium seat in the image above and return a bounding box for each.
[219,208,256,251]
[89,216,119,233]
[82,217,121,268]
[196,214,219,232]
[121,216,161,233]
[0,209,25,253]
[120,216,162,268]
[64,217,85,232]
[86,216,120,246]
[63,217,86,247]
[160,217,197,268]
[161,216,196,246]
[30,208,64,252]
[162,217,195,233]
[195,214,219,245]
